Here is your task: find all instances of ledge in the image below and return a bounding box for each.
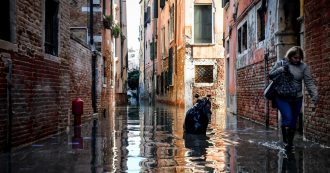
[0,39,18,52]
[44,53,60,63]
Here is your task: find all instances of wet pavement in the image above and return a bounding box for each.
[1,103,330,173]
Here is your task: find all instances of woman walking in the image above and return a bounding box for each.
[269,46,318,152]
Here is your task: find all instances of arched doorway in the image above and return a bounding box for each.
[276,0,303,133]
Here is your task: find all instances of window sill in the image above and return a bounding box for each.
[194,83,214,87]
[0,39,18,52]
[256,40,265,49]
[237,49,248,56]
[191,43,215,46]
[44,53,60,63]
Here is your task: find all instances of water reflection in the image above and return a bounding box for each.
[106,103,330,173]
[0,103,329,172]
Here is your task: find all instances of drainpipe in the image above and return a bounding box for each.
[2,57,12,152]
[143,3,146,101]
[174,0,178,105]
[120,0,124,78]
[152,0,157,106]
[264,49,269,128]
[152,36,155,105]
[90,0,97,113]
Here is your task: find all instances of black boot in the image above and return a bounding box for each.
[285,128,296,152]
[281,126,288,145]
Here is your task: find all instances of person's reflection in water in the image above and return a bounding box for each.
[281,152,297,173]
[183,133,209,163]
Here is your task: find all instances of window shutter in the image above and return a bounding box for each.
[154,0,158,18]
[168,48,173,85]
[150,42,154,60]
[160,0,165,9]
[147,6,151,23]
[144,12,147,27]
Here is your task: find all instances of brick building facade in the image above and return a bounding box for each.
[223,0,330,145]
[0,0,112,151]
[0,0,71,151]
[303,0,330,145]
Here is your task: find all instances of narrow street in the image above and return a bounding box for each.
[1,103,329,172]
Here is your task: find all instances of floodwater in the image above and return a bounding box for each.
[1,103,330,173]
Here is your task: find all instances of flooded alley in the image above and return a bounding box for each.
[1,104,329,173]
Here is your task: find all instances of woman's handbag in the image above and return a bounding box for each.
[264,60,297,100]
[274,71,297,98]
[264,81,276,100]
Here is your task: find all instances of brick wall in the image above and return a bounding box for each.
[69,37,94,123]
[304,0,330,145]
[237,59,278,127]
[0,0,101,151]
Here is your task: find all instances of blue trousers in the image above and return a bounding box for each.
[275,97,303,128]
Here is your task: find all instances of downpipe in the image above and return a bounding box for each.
[2,56,12,173]
[2,56,13,152]
[264,50,269,128]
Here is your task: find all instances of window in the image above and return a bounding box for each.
[194,5,212,43]
[225,39,230,56]
[160,0,165,9]
[102,57,106,85]
[154,0,158,18]
[150,41,154,60]
[169,5,174,41]
[161,27,165,57]
[238,22,247,53]
[167,48,173,86]
[222,0,229,8]
[144,6,151,27]
[195,65,213,83]
[45,0,59,56]
[93,0,101,6]
[257,8,265,42]
[0,0,10,41]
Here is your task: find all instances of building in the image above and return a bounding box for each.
[128,48,139,72]
[0,0,97,151]
[223,0,330,145]
[0,0,127,151]
[139,0,226,110]
[113,0,128,106]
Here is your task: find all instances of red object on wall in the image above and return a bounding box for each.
[72,98,84,115]
[72,98,83,126]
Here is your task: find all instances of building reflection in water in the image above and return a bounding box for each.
[3,102,329,173]
[98,103,329,173]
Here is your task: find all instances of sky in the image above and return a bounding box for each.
[126,0,141,50]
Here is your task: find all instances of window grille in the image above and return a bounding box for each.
[195,65,213,83]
